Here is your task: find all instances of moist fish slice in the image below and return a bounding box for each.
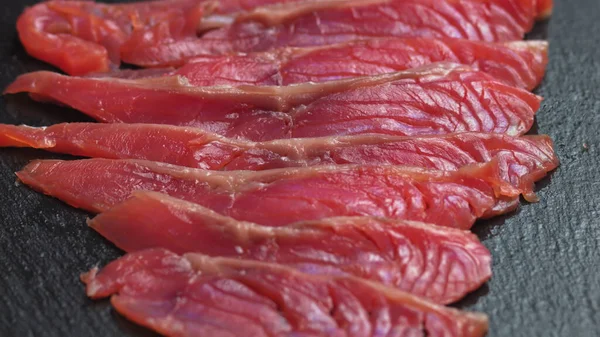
[189,0,540,58]
[0,124,558,199]
[16,0,208,75]
[16,0,545,73]
[82,248,489,337]
[15,0,307,75]
[175,39,548,90]
[101,38,549,91]
[5,64,541,141]
[17,158,523,229]
[89,191,492,304]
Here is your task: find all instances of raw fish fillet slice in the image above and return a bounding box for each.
[16,0,208,75]
[89,191,493,304]
[86,38,548,90]
[17,158,523,229]
[185,0,540,60]
[82,248,489,337]
[288,70,540,139]
[0,123,558,200]
[16,0,309,75]
[173,39,548,90]
[5,64,541,141]
[17,0,542,73]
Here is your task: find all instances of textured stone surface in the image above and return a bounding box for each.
[0,0,598,336]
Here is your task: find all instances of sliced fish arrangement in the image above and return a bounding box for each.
[2,0,558,336]
[17,0,548,73]
[6,64,541,140]
[0,124,558,194]
[89,191,493,304]
[17,158,523,228]
[172,38,549,90]
[82,248,490,337]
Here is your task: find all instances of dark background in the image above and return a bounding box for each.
[0,0,598,336]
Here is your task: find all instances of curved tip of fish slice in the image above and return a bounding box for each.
[463,312,490,337]
[3,72,44,95]
[487,158,525,198]
[526,134,561,168]
[502,40,549,91]
[16,159,110,213]
[15,160,58,200]
[520,134,560,202]
[80,268,101,296]
[82,267,121,300]
[461,158,534,201]
[0,124,52,149]
[15,159,44,182]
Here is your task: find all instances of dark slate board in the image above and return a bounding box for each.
[0,0,598,336]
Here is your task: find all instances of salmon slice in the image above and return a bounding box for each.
[5,64,541,141]
[16,0,208,75]
[0,124,558,198]
[89,191,492,304]
[15,0,308,75]
[158,39,548,90]
[87,39,548,91]
[16,0,542,73]
[82,248,489,337]
[17,158,523,229]
[130,0,542,66]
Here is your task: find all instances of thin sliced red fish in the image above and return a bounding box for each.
[0,124,558,200]
[89,191,492,304]
[17,0,316,74]
[15,0,323,74]
[82,248,489,337]
[17,158,523,229]
[138,0,541,65]
[17,0,541,72]
[5,64,541,141]
[169,39,548,90]
[85,38,548,90]
[16,0,207,75]
[185,0,539,60]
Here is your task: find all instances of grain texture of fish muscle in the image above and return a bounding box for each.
[89,191,492,304]
[82,249,489,337]
[173,39,548,90]
[17,158,523,229]
[5,64,541,141]
[195,0,539,58]
[16,0,545,73]
[15,0,314,75]
[0,124,558,199]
